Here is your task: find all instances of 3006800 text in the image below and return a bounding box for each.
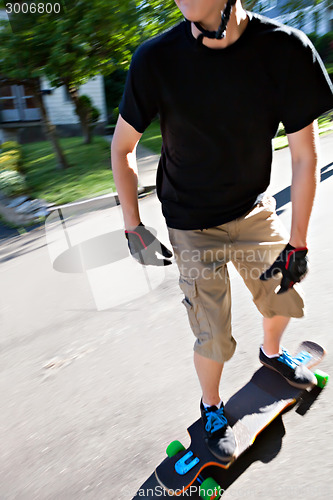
[5,2,62,15]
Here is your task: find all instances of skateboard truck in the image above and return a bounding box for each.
[175,451,199,475]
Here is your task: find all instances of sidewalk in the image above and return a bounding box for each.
[105,135,159,189]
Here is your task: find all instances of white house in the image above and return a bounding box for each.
[0,9,107,143]
[253,0,333,36]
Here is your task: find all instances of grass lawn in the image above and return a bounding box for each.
[139,120,163,154]
[22,136,115,205]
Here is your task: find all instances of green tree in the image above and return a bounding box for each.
[243,1,261,9]
[41,1,140,143]
[0,2,70,169]
[137,0,183,38]
[0,1,141,146]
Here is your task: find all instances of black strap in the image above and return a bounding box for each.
[194,0,236,40]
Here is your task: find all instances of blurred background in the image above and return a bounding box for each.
[0,1,332,499]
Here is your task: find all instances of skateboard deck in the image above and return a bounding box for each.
[155,341,328,497]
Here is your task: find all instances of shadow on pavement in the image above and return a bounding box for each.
[0,222,20,241]
[132,417,285,499]
[0,220,44,242]
[296,385,324,416]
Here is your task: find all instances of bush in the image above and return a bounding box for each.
[0,169,26,197]
[78,94,100,124]
[0,138,24,173]
[90,105,101,124]
[0,150,22,171]
[111,106,119,124]
[0,140,21,153]
[0,142,26,196]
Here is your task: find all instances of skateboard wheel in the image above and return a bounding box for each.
[199,477,222,500]
[166,440,185,458]
[314,369,329,388]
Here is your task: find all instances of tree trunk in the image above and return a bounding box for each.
[81,118,92,145]
[67,85,92,144]
[30,79,70,170]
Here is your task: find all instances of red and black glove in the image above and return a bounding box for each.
[125,223,173,266]
[260,243,308,294]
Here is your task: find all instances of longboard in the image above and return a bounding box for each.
[155,341,328,498]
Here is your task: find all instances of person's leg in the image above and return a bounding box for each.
[233,196,315,388]
[262,315,290,355]
[232,195,304,321]
[167,226,237,460]
[194,351,223,406]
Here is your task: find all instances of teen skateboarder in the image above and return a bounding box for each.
[111,0,333,461]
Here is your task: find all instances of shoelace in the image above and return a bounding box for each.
[205,407,228,434]
[278,348,311,369]
[293,349,312,365]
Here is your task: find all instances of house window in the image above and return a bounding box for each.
[0,85,16,110]
[0,84,40,122]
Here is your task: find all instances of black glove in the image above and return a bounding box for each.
[125,223,173,266]
[260,243,308,294]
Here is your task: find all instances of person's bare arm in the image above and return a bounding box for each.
[260,121,319,291]
[111,115,143,229]
[287,121,319,248]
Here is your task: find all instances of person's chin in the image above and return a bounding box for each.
[178,6,202,22]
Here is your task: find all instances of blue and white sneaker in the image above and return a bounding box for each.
[259,346,316,389]
[200,400,237,462]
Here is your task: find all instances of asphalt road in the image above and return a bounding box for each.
[0,134,332,499]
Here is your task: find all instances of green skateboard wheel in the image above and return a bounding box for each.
[199,477,223,500]
[314,369,329,388]
[166,440,185,457]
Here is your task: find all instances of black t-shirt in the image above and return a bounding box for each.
[119,12,333,230]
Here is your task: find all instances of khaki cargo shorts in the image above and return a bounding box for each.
[168,196,305,364]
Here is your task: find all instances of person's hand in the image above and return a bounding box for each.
[260,243,308,294]
[125,223,173,266]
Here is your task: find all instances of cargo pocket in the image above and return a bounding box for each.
[179,275,212,343]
